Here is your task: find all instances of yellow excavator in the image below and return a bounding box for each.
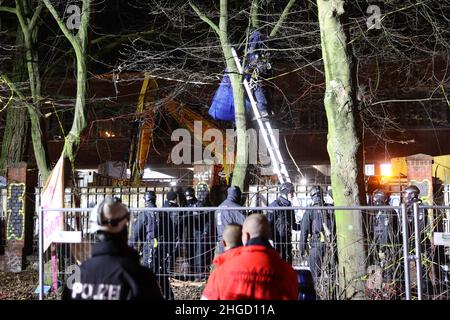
[129,75,233,185]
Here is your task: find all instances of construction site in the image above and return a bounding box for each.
[0,0,449,303]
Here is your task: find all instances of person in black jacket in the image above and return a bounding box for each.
[63,196,163,300]
[267,182,301,264]
[371,189,399,280]
[299,186,335,283]
[130,191,158,268]
[186,184,215,279]
[155,191,179,299]
[215,186,246,254]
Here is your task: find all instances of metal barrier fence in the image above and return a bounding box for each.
[0,188,7,254]
[37,204,450,300]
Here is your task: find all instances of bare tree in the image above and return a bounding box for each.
[42,0,90,165]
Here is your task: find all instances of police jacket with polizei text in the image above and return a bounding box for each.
[63,239,164,300]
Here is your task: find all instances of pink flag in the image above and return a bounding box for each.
[41,154,65,252]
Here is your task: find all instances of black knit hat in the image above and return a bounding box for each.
[166,191,177,201]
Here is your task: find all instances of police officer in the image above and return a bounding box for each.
[63,196,163,300]
[267,182,300,264]
[402,185,425,240]
[371,189,399,282]
[158,191,178,297]
[184,187,197,278]
[401,185,432,296]
[190,183,215,279]
[299,186,334,283]
[215,186,246,254]
[130,191,158,268]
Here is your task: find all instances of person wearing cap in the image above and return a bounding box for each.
[266,182,301,264]
[214,185,246,254]
[63,196,163,300]
[130,191,158,269]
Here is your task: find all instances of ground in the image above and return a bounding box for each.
[0,269,40,300]
[0,268,204,300]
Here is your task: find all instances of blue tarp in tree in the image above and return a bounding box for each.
[208,72,246,122]
[209,31,271,122]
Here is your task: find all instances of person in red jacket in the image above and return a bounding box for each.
[212,223,243,268]
[201,214,298,300]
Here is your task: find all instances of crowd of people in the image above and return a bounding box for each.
[62,183,424,300]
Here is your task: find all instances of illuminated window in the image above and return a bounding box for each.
[364,164,375,176]
[380,163,392,176]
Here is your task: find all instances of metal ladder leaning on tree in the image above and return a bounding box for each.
[231,48,301,208]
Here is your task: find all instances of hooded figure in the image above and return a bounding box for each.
[214,186,246,254]
[63,196,163,300]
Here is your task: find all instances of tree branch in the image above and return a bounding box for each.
[0,6,16,14]
[28,1,43,31]
[189,0,220,35]
[250,0,260,29]
[42,0,78,48]
[269,0,297,37]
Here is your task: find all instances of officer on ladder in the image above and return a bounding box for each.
[299,186,335,283]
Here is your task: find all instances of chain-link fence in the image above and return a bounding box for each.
[37,204,450,300]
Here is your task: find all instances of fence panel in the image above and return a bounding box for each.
[38,205,426,301]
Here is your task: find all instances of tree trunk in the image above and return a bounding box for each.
[316,0,366,299]
[63,49,87,164]
[0,27,28,176]
[15,0,51,180]
[43,0,90,165]
[218,0,248,190]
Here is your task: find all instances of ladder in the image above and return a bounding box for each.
[231,48,291,185]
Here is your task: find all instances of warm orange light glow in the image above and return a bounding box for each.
[380,163,392,176]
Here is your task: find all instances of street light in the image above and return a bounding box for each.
[380,163,392,177]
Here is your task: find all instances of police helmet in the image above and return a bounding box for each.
[280,182,295,195]
[184,187,196,199]
[372,189,389,205]
[144,191,156,202]
[196,183,209,203]
[402,185,420,202]
[90,196,130,233]
[309,185,323,197]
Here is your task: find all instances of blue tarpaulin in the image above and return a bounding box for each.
[208,72,252,122]
[209,31,269,122]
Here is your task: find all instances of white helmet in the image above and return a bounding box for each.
[89,196,130,233]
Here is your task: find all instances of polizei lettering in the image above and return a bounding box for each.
[71,282,121,300]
